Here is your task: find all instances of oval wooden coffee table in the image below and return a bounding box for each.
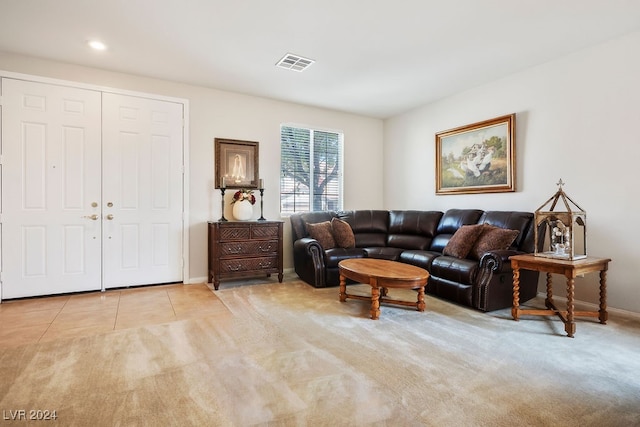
[338,258,429,320]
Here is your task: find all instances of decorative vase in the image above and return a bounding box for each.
[232,200,253,221]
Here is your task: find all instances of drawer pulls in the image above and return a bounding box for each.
[226,261,273,271]
[225,243,275,254]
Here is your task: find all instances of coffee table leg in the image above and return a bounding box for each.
[370,279,380,320]
[417,286,426,312]
[339,274,347,302]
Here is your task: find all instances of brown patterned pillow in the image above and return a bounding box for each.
[469,225,519,260]
[331,218,355,248]
[306,221,336,249]
[442,224,485,258]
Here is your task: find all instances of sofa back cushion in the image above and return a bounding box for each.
[387,210,443,250]
[289,211,337,242]
[430,209,484,252]
[337,210,389,247]
[477,211,533,251]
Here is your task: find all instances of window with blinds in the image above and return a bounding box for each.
[280,125,343,214]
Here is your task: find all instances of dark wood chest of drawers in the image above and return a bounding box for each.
[207,221,283,290]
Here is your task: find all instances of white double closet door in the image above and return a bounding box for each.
[1,78,184,299]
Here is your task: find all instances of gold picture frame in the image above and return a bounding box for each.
[435,114,516,195]
[215,138,259,189]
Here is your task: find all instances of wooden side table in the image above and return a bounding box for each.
[510,254,611,337]
[207,221,283,290]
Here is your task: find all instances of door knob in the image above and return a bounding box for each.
[82,214,99,220]
[106,214,114,220]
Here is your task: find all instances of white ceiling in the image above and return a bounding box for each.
[1,1,639,118]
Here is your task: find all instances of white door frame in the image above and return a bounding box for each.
[0,70,190,300]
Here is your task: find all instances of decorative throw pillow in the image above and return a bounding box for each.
[469,225,519,260]
[306,221,336,249]
[442,224,485,258]
[331,217,355,248]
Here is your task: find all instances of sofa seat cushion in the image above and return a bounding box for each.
[324,248,366,268]
[430,256,479,285]
[427,276,474,307]
[398,250,441,270]
[363,247,404,261]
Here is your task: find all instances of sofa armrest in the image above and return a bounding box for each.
[294,237,323,253]
[479,249,524,273]
[477,249,525,286]
[293,237,327,287]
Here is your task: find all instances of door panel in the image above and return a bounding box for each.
[1,78,102,298]
[1,79,184,299]
[101,93,183,288]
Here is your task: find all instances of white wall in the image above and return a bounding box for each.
[0,52,384,282]
[384,31,640,314]
[4,29,638,314]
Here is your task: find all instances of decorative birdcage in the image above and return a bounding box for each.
[534,179,587,260]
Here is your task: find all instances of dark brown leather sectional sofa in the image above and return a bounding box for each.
[290,209,544,312]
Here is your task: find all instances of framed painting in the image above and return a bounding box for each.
[215,138,259,189]
[435,114,516,195]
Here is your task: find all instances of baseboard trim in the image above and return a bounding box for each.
[188,268,296,286]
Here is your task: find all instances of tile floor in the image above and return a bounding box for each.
[0,283,230,348]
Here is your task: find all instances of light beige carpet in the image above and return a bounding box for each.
[1,279,639,426]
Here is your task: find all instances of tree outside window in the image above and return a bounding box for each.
[280,125,343,214]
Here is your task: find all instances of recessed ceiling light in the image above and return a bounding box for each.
[88,40,107,51]
[276,53,314,72]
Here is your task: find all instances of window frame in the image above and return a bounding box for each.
[279,123,344,215]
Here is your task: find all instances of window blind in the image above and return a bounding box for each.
[280,125,342,214]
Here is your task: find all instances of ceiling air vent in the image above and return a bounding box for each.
[276,53,315,72]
